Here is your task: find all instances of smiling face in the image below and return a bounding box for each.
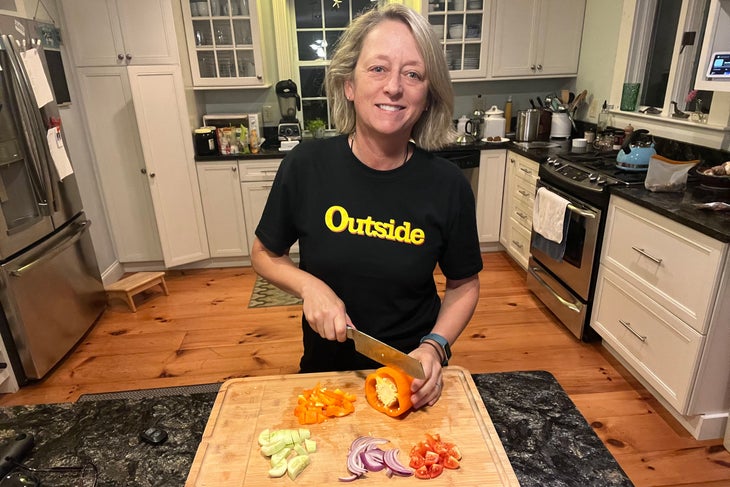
[344,19,429,142]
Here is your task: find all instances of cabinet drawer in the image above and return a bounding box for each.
[510,199,533,231]
[513,178,536,210]
[592,266,704,413]
[513,157,539,186]
[603,197,726,333]
[238,160,281,181]
[504,219,531,269]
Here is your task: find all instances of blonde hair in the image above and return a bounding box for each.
[325,3,456,151]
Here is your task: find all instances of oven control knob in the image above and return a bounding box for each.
[546,157,557,165]
[589,174,598,182]
[596,178,607,185]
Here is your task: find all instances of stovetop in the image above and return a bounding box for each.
[557,150,648,185]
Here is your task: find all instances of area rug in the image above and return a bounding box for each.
[248,275,302,308]
[0,371,632,487]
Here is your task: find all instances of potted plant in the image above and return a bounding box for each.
[306,118,326,138]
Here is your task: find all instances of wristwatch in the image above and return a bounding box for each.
[420,333,451,366]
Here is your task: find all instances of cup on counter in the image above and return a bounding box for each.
[620,82,640,112]
[572,138,587,153]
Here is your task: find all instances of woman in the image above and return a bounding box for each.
[251,4,481,409]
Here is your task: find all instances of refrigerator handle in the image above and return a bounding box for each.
[0,35,56,213]
[9,220,91,277]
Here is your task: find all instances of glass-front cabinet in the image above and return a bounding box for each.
[181,0,266,87]
[422,0,490,79]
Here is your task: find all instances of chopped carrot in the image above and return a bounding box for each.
[294,383,356,424]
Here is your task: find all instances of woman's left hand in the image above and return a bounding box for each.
[407,345,444,409]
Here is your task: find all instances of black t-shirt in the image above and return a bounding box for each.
[255,135,483,372]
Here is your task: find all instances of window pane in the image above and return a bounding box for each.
[299,66,326,98]
[640,0,681,107]
[324,3,349,27]
[302,99,329,128]
[297,31,326,61]
[295,0,322,28]
[325,30,344,60]
[352,0,374,18]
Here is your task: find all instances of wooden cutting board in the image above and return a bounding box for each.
[185,366,519,486]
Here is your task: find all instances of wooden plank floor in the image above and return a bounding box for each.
[1,252,728,486]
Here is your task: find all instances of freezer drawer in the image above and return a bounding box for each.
[0,213,105,380]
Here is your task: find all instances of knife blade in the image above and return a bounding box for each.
[346,326,425,379]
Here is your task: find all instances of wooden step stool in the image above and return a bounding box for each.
[105,271,169,312]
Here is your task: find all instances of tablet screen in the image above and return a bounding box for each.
[707,52,730,78]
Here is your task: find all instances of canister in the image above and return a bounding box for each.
[515,109,540,142]
[482,105,506,139]
[194,127,218,156]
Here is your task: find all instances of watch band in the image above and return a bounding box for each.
[420,333,451,365]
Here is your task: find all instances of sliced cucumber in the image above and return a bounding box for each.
[268,458,288,478]
[304,438,317,453]
[287,454,311,480]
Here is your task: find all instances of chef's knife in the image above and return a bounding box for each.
[346,326,425,379]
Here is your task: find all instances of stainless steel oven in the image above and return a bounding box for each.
[527,180,601,338]
[527,152,646,340]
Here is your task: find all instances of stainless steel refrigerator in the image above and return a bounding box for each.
[0,16,105,386]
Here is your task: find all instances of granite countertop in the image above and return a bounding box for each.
[0,372,633,487]
[610,183,730,243]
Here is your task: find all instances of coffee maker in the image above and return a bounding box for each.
[276,79,302,141]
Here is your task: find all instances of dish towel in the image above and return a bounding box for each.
[532,187,571,261]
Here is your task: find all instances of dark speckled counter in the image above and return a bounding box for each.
[610,183,730,243]
[0,371,632,486]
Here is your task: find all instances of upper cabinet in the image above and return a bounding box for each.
[423,0,491,80]
[489,0,585,78]
[61,0,179,67]
[180,0,266,88]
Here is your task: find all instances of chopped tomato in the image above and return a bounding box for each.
[411,433,461,479]
[414,465,430,480]
[424,450,440,466]
[443,455,460,469]
[429,463,444,478]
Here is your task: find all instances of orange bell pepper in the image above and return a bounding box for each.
[294,383,356,424]
[364,366,414,417]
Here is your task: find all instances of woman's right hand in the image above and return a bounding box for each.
[301,278,350,342]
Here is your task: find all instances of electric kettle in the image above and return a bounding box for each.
[616,129,655,171]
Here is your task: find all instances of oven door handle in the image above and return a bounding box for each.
[567,204,596,219]
[527,265,582,313]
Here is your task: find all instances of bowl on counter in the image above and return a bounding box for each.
[691,163,730,189]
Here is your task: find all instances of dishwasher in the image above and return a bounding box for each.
[433,148,480,198]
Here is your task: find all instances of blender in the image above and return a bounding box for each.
[276,79,302,142]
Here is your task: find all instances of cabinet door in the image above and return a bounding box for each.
[114,0,179,65]
[476,150,506,243]
[181,0,266,87]
[423,0,491,80]
[489,0,540,77]
[61,0,178,67]
[241,180,273,255]
[60,0,125,67]
[197,162,249,257]
[127,65,210,267]
[535,0,585,76]
[76,67,163,263]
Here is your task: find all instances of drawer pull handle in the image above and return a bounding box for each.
[518,189,531,197]
[519,167,533,175]
[512,240,523,249]
[528,266,582,313]
[516,211,527,219]
[631,246,663,265]
[619,319,647,342]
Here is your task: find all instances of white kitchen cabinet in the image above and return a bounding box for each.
[592,196,730,439]
[0,337,19,394]
[77,66,209,267]
[180,0,266,87]
[60,0,179,67]
[499,151,538,268]
[476,149,506,244]
[76,67,163,263]
[239,159,298,255]
[489,0,585,78]
[197,161,249,257]
[422,0,491,80]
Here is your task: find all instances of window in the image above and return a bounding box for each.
[291,0,380,129]
[626,0,713,115]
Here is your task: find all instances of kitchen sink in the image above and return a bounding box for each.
[513,141,562,149]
